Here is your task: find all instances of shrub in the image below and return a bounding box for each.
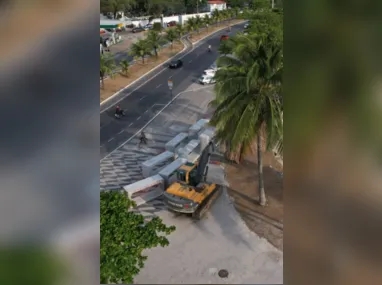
[153,22,162,32]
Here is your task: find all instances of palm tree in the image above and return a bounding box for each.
[100,54,116,89]
[129,39,152,64]
[211,9,220,26]
[166,28,178,49]
[146,30,167,58]
[218,40,232,56]
[194,15,203,34]
[203,14,212,32]
[233,7,240,18]
[210,33,283,206]
[119,59,129,76]
[185,17,196,37]
[175,23,186,40]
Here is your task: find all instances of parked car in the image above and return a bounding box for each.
[199,74,216,84]
[143,23,153,30]
[169,59,183,69]
[167,21,177,27]
[132,27,144,33]
[220,35,229,41]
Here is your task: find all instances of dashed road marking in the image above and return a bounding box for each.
[156,84,162,88]
[108,137,114,142]
[118,130,124,134]
[137,116,141,120]
[128,123,133,127]
[140,96,146,101]
[144,110,148,113]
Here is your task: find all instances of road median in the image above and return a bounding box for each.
[100,19,246,106]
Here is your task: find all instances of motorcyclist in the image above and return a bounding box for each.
[115,105,122,115]
[208,45,211,52]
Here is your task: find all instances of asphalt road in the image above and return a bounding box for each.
[100,23,246,159]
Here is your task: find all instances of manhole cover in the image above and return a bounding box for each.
[218,269,229,278]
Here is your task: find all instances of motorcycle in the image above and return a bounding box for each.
[114,110,126,119]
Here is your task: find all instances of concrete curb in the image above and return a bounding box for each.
[100,20,246,107]
[100,36,191,107]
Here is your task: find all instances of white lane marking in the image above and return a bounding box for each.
[128,123,133,127]
[156,84,162,88]
[137,116,141,120]
[118,130,124,134]
[144,110,148,113]
[108,137,114,142]
[140,96,146,101]
[189,60,192,63]
[101,85,213,161]
[100,21,246,112]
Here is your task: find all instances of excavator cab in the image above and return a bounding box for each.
[176,162,199,187]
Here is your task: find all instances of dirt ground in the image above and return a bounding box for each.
[224,144,284,251]
[100,42,183,102]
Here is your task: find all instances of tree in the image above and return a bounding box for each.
[166,28,178,49]
[218,39,233,55]
[129,39,152,63]
[203,14,212,32]
[226,0,246,8]
[120,59,129,76]
[175,23,186,40]
[100,0,135,20]
[146,30,167,58]
[100,54,116,89]
[153,22,163,32]
[210,33,283,206]
[185,17,196,36]
[211,9,221,26]
[194,15,203,34]
[100,191,176,284]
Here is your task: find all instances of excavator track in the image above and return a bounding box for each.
[192,185,222,220]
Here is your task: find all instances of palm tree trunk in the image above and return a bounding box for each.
[257,134,266,206]
[101,77,104,89]
[142,56,144,64]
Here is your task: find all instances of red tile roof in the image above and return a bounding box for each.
[208,0,226,4]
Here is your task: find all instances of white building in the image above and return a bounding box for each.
[207,0,227,11]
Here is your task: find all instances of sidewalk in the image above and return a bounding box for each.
[100,83,215,189]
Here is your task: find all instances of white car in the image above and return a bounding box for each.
[203,69,216,76]
[199,75,216,84]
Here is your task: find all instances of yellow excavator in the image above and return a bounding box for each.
[163,145,222,219]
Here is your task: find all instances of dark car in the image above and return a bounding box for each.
[143,23,153,30]
[132,27,144,33]
[167,21,177,27]
[169,59,183,69]
[220,35,229,41]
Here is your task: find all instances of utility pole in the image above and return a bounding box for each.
[272,0,275,9]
